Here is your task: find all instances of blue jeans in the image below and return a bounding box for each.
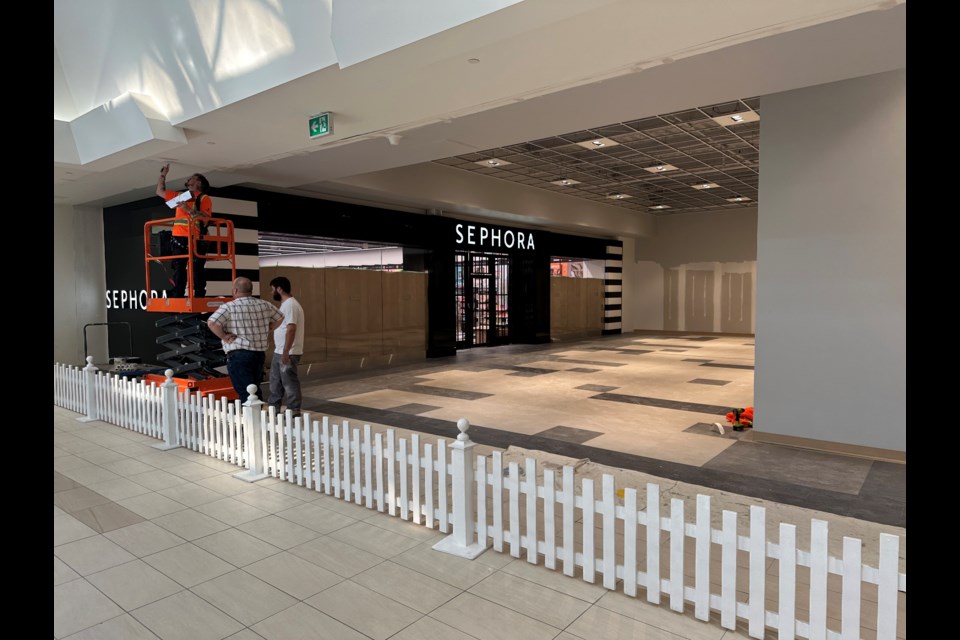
[226,349,265,404]
[268,352,302,411]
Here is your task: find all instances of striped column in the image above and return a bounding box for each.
[205,197,261,296]
[603,243,622,335]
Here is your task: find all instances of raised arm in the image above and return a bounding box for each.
[156,164,169,199]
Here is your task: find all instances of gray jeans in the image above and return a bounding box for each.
[268,352,302,411]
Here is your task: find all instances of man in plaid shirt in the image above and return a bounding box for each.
[207,277,284,404]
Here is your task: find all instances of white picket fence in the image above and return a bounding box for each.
[53,362,906,639]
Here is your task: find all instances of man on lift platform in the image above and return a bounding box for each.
[157,163,213,298]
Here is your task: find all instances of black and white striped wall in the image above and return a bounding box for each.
[204,196,260,296]
[603,243,623,335]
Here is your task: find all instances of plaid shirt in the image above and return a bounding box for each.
[208,296,284,352]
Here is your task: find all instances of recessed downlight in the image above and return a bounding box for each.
[550,178,582,186]
[474,158,513,168]
[710,110,759,126]
[576,137,620,150]
[727,196,752,202]
[606,193,633,200]
[649,204,671,210]
[643,163,678,174]
[692,182,719,190]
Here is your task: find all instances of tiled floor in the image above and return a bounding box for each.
[54,331,907,639]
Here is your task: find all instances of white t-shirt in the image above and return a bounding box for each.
[274,296,305,355]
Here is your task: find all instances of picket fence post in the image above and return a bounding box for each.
[78,356,99,423]
[235,384,270,483]
[152,369,181,450]
[433,418,489,559]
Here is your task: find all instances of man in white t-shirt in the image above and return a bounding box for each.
[267,276,306,417]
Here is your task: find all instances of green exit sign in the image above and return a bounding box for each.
[309,112,332,139]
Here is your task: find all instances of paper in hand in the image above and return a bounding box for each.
[165,191,192,208]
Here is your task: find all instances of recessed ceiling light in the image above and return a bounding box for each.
[474,158,513,168]
[606,193,633,200]
[643,163,678,173]
[576,137,620,150]
[692,182,719,190]
[550,178,582,186]
[710,110,760,126]
[727,196,752,202]
[649,204,671,210]
[467,58,480,64]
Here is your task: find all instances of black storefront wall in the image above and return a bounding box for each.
[103,185,617,363]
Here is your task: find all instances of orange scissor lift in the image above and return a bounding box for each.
[141,216,240,400]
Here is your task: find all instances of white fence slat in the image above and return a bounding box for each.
[399,438,409,520]
[304,417,314,490]
[411,434,421,520]
[525,458,537,564]
[694,494,711,621]
[227,401,236,463]
[386,430,396,516]
[423,443,434,525]
[331,422,341,493]
[508,461,521,558]
[623,487,638,597]
[646,483,661,603]
[562,465,575,577]
[720,509,738,630]
[363,425,373,508]
[669,498,684,612]
[749,505,767,638]
[341,422,352,502]
[778,523,797,640]
[321,418,331,493]
[352,428,362,505]
[841,537,861,640]
[602,475,616,590]
[293,413,304,485]
[476,455,487,545]
[876,533,900,640]
[437,440,448,533]
[581,477,595,584]
[491,451,504,552]
[543,468,556,571]
[374,432,385,511]
[809,519,829,640]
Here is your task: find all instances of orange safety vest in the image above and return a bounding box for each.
[166,191,213,237]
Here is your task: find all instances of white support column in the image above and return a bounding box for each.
[152,369,181,450]
[235,384,270,483]
[77,356,99,423]
[433,418,489,559]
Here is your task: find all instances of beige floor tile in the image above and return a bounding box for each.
[306,580,422,640]
[193,456,246,472]
[500,558,608,603]
[108,443,160,458]
[365,513,447,541]
[61,465,123,486]
[54,455,95,471]
[117,492,188,519]
[87,476,153,501]
[62,613,160,640]
[311,494,384,521]
[233,487,306,513]
[72,501,146,533]
[276,501,358,534]
[352,561,460,614]
[196,473,258,496]
[153,508,232,541]
[56,534,137,576]
[192,569,298,626]
[55,471,84,492]
[237,514,322,549]
[432,592,560,640]
[157,482,227,507]
[329,520,423,558]
[245,550,343,599]
[54,578,125,638]
[87,559,184,610]
[54,504,67,517]
[265,480,327,501]
[468,571,592,629]
[134,451,192,470]
[594,591,726,640]
[142,543,236,587]
[566,606,690,640]
[54,487,113,513]
[289,536,384,578]
[130,468,190,491]
[200,496,272,526]
[55,555,81,585]
[252,601,368,640]
[104,521,186,557]
[53,514,97,547]
[392,541,496,590]
[392,616,479,640]
[76,447,130,465]
[194,528,283,567]
[165,460,224,481]
[99,457,158,477]
[225,630,267,640]
[132,590,244,640]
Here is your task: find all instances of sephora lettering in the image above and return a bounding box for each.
[455,223,535,250]
[105,289,168,310]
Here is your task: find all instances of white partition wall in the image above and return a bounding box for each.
[755,70,906,453]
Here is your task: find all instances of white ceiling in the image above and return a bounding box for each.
[54,0,906,233]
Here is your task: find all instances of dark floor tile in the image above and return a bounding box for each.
[501,366,559,376]
[683,336,719,342]
[72,502,146,533]
[386,403,442,415]
[393,385,492,401]
[535,425,604,444]
[54,487,113,513]
[688,378,731,386]
[54,471,83,493]
[859,461,907,502]
[633,343,702,350]
[700,362,754,370]
[682,358,714,363]
[550,357,626,367]
[590,392,730,416]
[683,422,749,439]
[575,384,619,392]
[662,348,688,352]
[566,368,600,373]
